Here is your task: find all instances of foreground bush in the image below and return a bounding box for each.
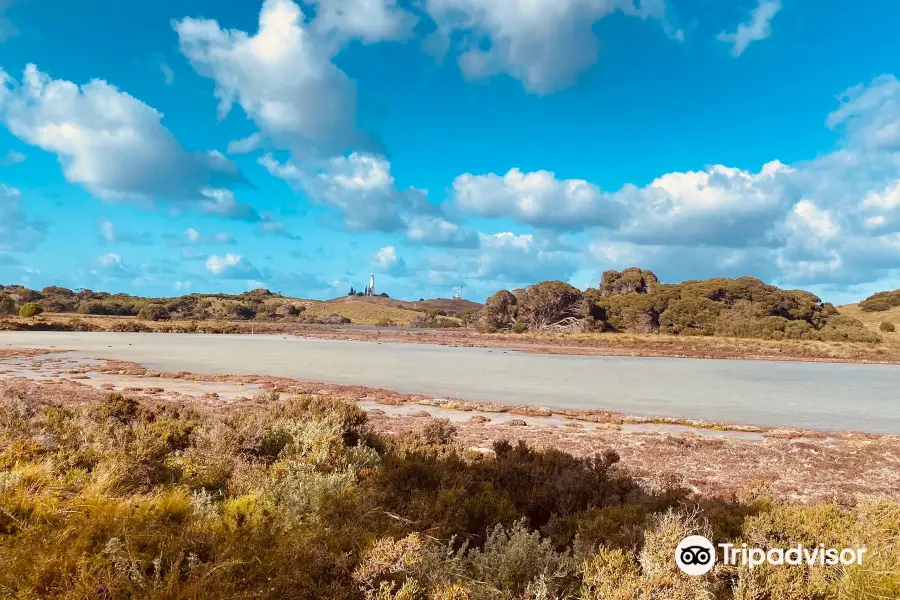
[0,388,896,599]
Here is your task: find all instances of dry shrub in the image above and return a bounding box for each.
[0,386,897,599]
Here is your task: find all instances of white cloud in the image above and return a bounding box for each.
[174,0,371,156]
[205,253,263,278]
[447,74,900,292]
[425,0,678,94]
[0,64,243,209]
[259,212,298,238]
[227,132,262,155]
[452,167,622,230]
[311,0,416,43]
[471,232,579,284]
[406,215,479,248]
[198,188,259,221]
[372,245,408,276]
[92,253,135,279]
[615,160,794,246]
[263,151,438,232]
[0,184,44,252]
[0,0,17,42]
[98,218,152,245]
[183,227,236,246]
[160,62,174,85]
[826,74,900,150]
[717,0,781,57]
[0,149,24,165]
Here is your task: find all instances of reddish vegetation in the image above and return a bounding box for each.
[3,354,899,503]
[270,326,900,364]
[0,348,57,359]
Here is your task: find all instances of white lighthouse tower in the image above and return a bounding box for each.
[369,273,375,296]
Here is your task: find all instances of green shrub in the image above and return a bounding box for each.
[880,321,895,332]
[0,294,14,317]
[138,303,171,321]
[18,303,43,319]
[477,290,518,332]
[860,290,900,312]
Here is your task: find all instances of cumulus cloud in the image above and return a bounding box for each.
[444,74,900,292]
[205,253,263,279]
[0,64,244,211]
[406,215,480,248]
[452,167,622,230]
[425,0,679,94]
[174,0,373,156]
[372,246,408,276]
[0,184,44,252]
[92,253,135,279]
[262,151,444,233]
[311,0,416,43]
[717,0,781,57]
[615,160,794,247]
[98,219,153,245]
[198,188,259,221]
[471,232,579,283]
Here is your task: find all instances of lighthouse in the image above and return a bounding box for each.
[369,273,375,296]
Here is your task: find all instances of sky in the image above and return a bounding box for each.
[0,0,899,303]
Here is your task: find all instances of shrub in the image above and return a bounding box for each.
[0,294,14,317]
[881,321,896,332]
[18,303,43,319]
[860,290,900,312]
[2,385,897,599]
[477,290,518,332]
[599,267,659,296]
[515,281,585,331]
[137,303,170,321]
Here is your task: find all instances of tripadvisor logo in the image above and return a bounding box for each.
[675,535,867,576]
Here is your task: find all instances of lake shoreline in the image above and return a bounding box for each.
[2,332,900,434]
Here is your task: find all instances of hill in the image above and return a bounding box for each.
[0,284,482,327]
[325,294,481,316]
[857,289,900,312]
[838,302,900,336]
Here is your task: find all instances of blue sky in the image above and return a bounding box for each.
[1,0,899,303]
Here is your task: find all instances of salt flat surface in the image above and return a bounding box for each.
[2,331,899,433]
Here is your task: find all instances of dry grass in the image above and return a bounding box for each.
[840,303,900,335]
[0,377,898,599]
[301,299,426,325]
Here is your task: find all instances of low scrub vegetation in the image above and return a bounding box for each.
[860,289,900,312]
[0,386,896,599]
[477,268,879,343]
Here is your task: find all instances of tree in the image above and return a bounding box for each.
[516,281,584,331]
[19,303,43,319]
[0,294,15,318]
[477,290,519,332]
[349,287,356,296]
